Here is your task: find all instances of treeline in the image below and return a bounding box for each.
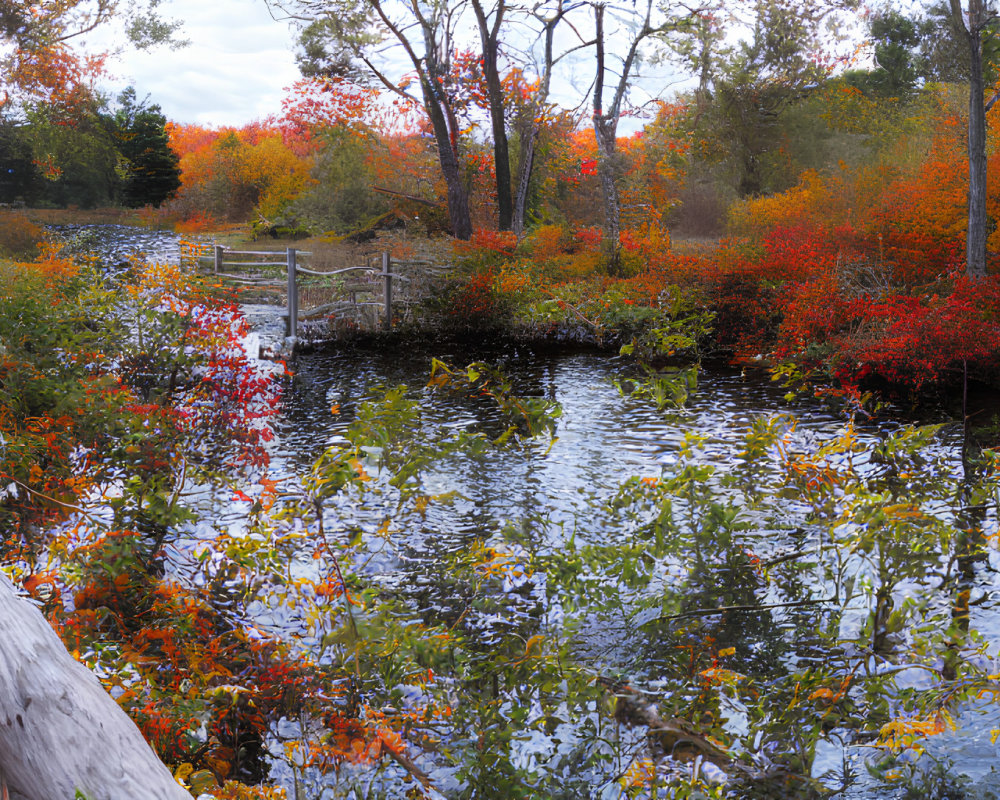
[0,87,179,209]
[1,2,997,284]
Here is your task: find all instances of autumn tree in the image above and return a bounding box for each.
[0,0,179,49]
[509,0,586,235]
[942,0,1000,276]
[470,0,514,230]
[827,0,997,275]
[270,0,477,239]
[0,0,183,113]
[166,122,313,222]
[589,0,711,264]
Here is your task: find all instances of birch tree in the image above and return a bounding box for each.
[946,0,998,276]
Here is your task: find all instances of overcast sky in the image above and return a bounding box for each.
[83,0,702,131]
[87,0,302,126]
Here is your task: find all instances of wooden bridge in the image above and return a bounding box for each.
[195,246,449,337]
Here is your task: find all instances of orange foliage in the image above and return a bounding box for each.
[164,122,218,157]
[165,122,313,222]
[4,45,106,120]
[173,211,219,234]
[18,242,79,283]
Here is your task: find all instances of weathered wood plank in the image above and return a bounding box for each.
[294,265,370,277]
[224,249,312,257]
[0,573,190,800]
[215,261,286,268]
[214,275,284,286]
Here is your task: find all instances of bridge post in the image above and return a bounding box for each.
[287,248,298,337]
[382,251,392,331]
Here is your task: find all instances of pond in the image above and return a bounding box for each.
[267,338,1000,799]
[50,223,182,269]
[54,224,1000,799]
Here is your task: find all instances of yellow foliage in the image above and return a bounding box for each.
[472,545,531,580]
[878,711,954,752]
[699,667,745,686]
[728,170,832,238]
[210,781,289,799]
[621,758,657,789]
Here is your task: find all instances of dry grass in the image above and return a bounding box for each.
[24,207,145,226]
[0,210,45,258]
[670,234,722,258]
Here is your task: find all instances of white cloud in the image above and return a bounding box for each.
[86,0,303,126]
[80,0,688,131]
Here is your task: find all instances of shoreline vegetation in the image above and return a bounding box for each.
[7,75,1000,800]
[13,203,1000,403]
[5,176,1000,800]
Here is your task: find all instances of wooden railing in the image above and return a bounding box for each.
[198,247,429,336]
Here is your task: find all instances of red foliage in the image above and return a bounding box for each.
[280,77,405,145]
[458,229,518,257]
[839,277,1000,387]
[448,269,498,323]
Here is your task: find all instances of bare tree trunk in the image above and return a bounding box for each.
[967,29,988,277]
[422,79,473,240]
[950,0,990,276]
[0,573,189,800]
[512,6,564,236]
[512,127,537,237]
[594,117,622,247]
[593,3,622,268]
[472,0,513,231]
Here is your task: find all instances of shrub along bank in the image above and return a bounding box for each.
[4,243,998,800]
[431,186,1000,406]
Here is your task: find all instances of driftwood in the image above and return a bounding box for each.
[600,677,731,767]
[0,572,189,800]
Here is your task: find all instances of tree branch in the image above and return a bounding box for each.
[640,595,837,626]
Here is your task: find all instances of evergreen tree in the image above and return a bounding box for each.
[109,88,181,208]
[0,120,37,204]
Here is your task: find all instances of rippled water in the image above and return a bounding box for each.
[274,346,1000,796]
[49,223,182,269]
[59,224,1000,797]
[272,338,1000,798]
[274,340,960,526]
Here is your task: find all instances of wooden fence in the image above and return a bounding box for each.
[198,246,439,336]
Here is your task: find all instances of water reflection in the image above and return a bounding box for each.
[267,340,1000,794]
[53,224,1000,796]
[48,224,182,271]
[275,343,961,533]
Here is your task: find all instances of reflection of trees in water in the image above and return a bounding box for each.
[264,339,1000,795]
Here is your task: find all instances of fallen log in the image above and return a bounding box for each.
[598,677,731,767]
[371,187,442,208]
[0,572,189,800]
